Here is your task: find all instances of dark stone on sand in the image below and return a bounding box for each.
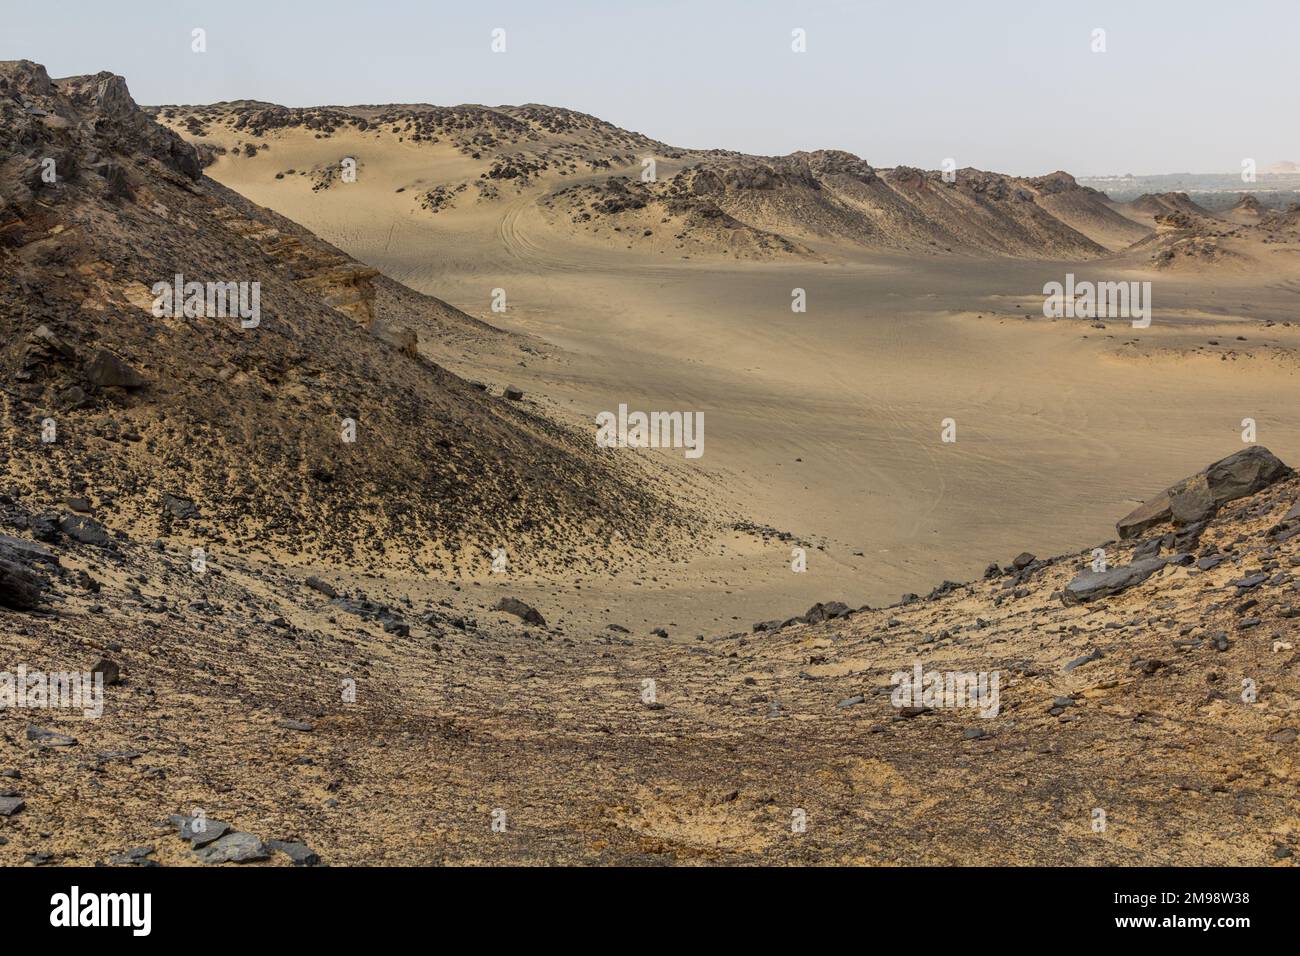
[84,349,145,389]
[193,831,270,864]
[1061,554,1190,605]
[91,657,121,686]
[162,493,199,520]
[26,725,78,747]
[1063,650,1103,672]
[494,597,546,626]
[268,839,321,866]
[305,576,338,598]
[58,514,112,546]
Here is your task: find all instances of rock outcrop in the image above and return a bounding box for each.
[1117,447,1292,539]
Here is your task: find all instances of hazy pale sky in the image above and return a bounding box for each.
[4,0,1296,176]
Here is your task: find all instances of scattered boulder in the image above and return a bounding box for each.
[169,814,230,848]
[90,657,121,686]
[193,831,270,864]
[0,796,24,817]
[1061,554,1190,605]
[58,514,112,546]
[162,493,199,520]
[802,601,851,624]
[382,617,410,637]
[1117,447,1291,538]
[503,385,524,401]
[1011,552,1036,570]
[494,596,546,626]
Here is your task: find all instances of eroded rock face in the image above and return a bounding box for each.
[1117,447,1291,539]
[0,61,202,195]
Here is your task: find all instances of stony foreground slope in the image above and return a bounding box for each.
[0,61,695,575]
[1,446,1296,865]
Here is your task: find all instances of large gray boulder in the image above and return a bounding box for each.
[1117,447,1291,539]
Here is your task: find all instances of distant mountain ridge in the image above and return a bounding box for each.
[153,99,1162,261]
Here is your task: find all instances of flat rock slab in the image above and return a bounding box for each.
[1064,650,1104,672]
[1231,573,1268,589]
[0,796,25,816]
[493,597,546,627]
[0,535,58,565]
[58,514,112,547]
[305,575,338,598]
[192,831,270,864]
[1061,555,1188,605]
[107,846,156,866]
[26,725,78,747]
[169,814,231,847]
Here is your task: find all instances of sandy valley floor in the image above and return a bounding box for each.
[192,136,1300,630]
